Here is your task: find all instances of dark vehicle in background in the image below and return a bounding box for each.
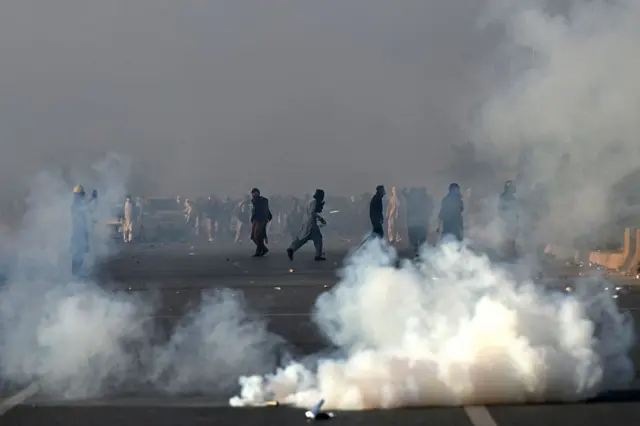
[143,197,186,242]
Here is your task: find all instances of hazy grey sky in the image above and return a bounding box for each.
[0,0,499,196]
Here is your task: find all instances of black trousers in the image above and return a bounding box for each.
[371,222,384,239]
[407,226,427,250]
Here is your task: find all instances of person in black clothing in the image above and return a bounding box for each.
[370,185,385,238]
[250,188,273,257]
[402,187,432,254]
[204,196,219,242]
[437,183,464,242]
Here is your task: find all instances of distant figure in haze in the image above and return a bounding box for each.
[402,187,431,254]
[250,188,272,257]
[123,195,136,243]
[287,189,327,261]
[183,198,199,237]
[369,185,385,239]
[386,186,401,244]
[70,184,96,276]
[437,183,464,243]
[286,198,304,240]
[204,196,219,242]
[233,195,251,243]
[499,180,519,259]
[135,196,145,241]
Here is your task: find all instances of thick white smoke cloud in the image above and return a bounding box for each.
[0,154,281,400]
[230,239,634,409]
[149,289,282,394]
[0,154,148,398]
[477,0,640,248]
[0,281,151,399]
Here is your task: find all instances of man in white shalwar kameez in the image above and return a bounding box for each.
[286,189,327,261]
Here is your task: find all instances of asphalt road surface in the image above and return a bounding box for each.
[2,240,640,426]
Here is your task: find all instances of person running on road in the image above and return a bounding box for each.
[287,189,327,261]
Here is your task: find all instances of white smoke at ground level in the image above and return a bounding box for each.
[148,289,283,394]
[0,155,283,400]
[230,240,634,409]
[0,154,149,399]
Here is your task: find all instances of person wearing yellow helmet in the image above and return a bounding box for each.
[70,184,90,275]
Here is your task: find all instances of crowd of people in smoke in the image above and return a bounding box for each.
[70,181,520,275]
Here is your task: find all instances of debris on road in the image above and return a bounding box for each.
[274,286,281,291]
[305,399,334,421]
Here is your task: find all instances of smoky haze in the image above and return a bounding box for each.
[0,0,497,198]
[475,0,640,249]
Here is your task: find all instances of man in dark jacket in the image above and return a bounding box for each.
[402,187,432,254]
[250,188,272,257]
[369,185,385,238]
[437,183,464,243]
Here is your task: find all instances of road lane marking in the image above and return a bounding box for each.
[464,406,499,426]
[0,382,40,416]
[149,312,312,319]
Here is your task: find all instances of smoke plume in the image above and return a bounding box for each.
[230,239,634,409]
[0,154,148,398]
[0,155,281,400]
[148,289,282,395]
[475,0,640,249]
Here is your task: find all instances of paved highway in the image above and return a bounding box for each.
[1,241,639,426]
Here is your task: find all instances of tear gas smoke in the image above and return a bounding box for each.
[149,289,282,394]
[0,154,148,399]
[230,239,634,409]
[0,155,281,400]
[0,280,151,399]
[476,0,640,249]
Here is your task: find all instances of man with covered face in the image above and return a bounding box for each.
[287,189,327,261]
